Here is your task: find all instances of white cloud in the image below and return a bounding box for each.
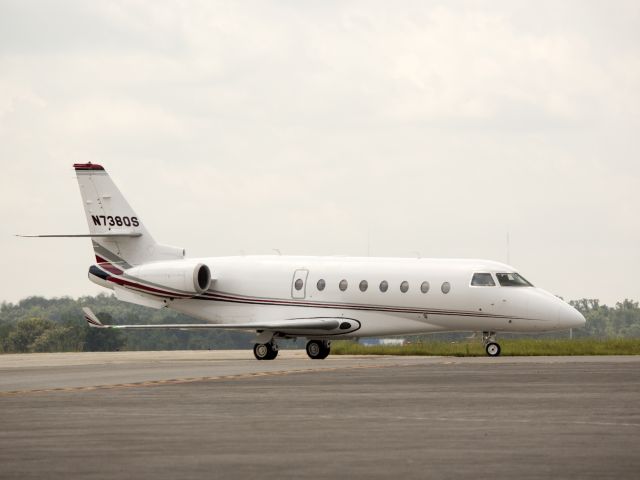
[0,0,639,305]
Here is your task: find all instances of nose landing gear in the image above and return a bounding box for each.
[482,331,501,357]
[306,340,331,360]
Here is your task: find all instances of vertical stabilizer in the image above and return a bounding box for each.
[74,163,184,267]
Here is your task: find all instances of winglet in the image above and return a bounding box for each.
[83,307,105,328]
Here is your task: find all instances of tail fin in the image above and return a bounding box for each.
[74,163,184,267]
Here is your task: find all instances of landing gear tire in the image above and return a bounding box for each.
[253,342,278,360]
[485,342,501,357]
[306,340,331,360]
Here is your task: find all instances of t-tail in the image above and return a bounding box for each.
[74,163,185,269]
[17,164,207,305]
[73,163,214,305]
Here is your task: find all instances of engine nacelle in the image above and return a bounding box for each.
[125,260,212,295]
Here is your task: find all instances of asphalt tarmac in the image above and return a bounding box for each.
[1,351,639,479]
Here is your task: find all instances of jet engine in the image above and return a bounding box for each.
[125,260,212,295]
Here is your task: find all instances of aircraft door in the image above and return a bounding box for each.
[291,269,309,299]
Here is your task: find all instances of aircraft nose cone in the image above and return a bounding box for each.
[558,303,586,328]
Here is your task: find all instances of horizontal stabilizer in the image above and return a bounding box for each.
[17,233,142,238]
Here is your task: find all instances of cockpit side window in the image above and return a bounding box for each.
[471,273,496,286]
[496,273,533,287]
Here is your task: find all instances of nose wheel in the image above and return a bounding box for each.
[306,340,331,360]
[482,331,501,357]
[253,341,278,360]
[485,342,501,357]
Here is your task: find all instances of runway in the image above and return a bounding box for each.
[1,352,639,479]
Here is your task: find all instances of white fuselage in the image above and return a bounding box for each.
[133,255,585,338]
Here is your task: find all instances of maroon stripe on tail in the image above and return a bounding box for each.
[74,163,104,171]
[95,255,124,275]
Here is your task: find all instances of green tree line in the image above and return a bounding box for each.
[0,295,639,353]
[0,294,254,353]
[568,298,640,337]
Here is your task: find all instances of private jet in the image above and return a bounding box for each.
[23,164,586,360]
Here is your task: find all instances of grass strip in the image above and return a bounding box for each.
[331,338,640,356]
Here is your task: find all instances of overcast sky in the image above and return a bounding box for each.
[1,0,638,305]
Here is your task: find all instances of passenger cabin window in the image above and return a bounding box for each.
[400,281,409,293]
[441,282,451,294]
[339,279,348,291]
[379,280,389,292]
[421,281,430,293]
[359,280,368,292]
[471,273,496,286]
[294,279,304,290]
[317,279,326,291]
[496,273,533,287]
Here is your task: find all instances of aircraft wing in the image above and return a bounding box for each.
[82,307,352,335]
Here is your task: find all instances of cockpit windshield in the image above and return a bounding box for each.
[471,273,496,286]
[496,273,533,287]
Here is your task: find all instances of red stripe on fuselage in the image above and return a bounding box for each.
[198,290,511,318]
[92,266,534,321]
[107,275,192,299]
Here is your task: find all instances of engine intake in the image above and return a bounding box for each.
[195,263,212,292]
[125,260,212,295]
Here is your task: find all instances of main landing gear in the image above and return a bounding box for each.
[306,340,331,360]
[253,341,278,360]
[483,331,501,357]
[252,339,331,360]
